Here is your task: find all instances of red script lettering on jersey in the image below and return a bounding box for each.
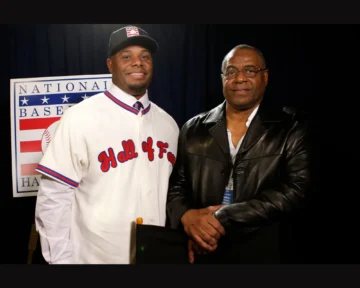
[98,140,138,172]
[98,137,176,172]
[157,141,168,158]
[142,137,155,161]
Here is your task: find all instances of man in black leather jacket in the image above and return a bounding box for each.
[166,44,312,264]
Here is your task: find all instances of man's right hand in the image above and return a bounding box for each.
[181,205,225,251]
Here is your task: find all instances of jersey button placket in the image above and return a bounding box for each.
[137,111,143,222]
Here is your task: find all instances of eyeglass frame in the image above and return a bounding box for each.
[221,65,268,79]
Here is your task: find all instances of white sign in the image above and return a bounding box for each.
[10,74,112,197]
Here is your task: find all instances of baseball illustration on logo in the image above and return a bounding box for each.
[41,120,60,154]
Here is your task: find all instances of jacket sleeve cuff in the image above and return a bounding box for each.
[213,207,229,228]
[177,206,191,228]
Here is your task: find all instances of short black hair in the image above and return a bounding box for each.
[221,44,267,73]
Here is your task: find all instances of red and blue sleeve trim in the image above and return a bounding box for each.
[36,164,79,188]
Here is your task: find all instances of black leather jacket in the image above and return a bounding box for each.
[166,101,311,236]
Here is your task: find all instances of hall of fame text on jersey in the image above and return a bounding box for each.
[10,74,112,197]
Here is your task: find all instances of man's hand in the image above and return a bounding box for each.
[181,205,225,251]
[188,238,213,264]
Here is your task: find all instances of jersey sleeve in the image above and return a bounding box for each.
[35,107,86,188]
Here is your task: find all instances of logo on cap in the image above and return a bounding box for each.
[126,27,140,37]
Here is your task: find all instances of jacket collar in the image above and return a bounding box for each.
[204,100,286,158]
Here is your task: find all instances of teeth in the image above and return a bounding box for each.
[131,73,144,75]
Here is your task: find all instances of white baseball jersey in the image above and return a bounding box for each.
[35,83,179,264]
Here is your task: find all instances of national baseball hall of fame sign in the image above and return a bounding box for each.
[10,74,112,197]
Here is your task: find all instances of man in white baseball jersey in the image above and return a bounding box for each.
[34,25,179,264]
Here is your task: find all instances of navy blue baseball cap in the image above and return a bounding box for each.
[108,25,159,57]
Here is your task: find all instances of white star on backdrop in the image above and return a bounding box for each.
[81,94,89,100]
[61,95,70,103]
[21,97,29,105]
[41,96,49,104]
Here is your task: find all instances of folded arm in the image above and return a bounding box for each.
[214,121,312,233]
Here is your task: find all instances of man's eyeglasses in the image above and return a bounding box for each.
[222,66,268,79]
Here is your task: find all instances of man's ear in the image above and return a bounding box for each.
[106,58,113,73]
[264,69,269,86]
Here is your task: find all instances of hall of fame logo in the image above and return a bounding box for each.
[10,74,111,197]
